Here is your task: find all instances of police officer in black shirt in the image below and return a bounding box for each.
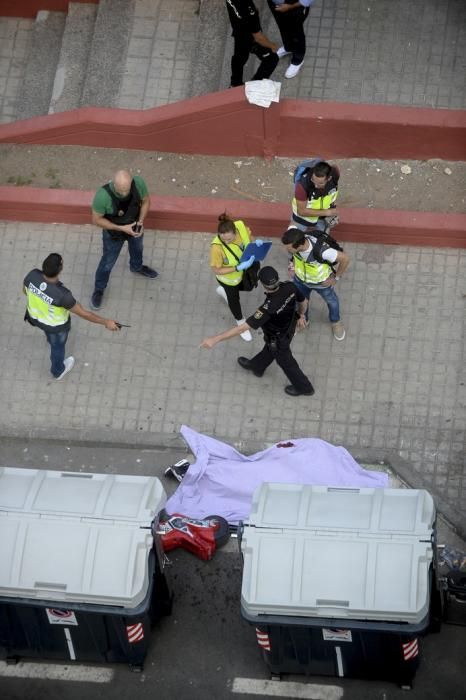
[200,266,314,396]
[226,0,279,87]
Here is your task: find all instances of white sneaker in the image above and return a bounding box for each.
[277,46,291,58]
[332,321,346,341]
[56,356,75,380]
[285,61,303,79]
[216,285,228,303]
[236,319,252,342]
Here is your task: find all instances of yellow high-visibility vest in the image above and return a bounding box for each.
[293,249,333,285]
[211,220,251,286]
[292,188,338,225]
[26,284,70,327]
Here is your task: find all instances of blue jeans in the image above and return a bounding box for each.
[45,329,69,377]
[94,230,144,291]
[293,276,340,323]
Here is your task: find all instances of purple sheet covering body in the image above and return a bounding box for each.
[165,426,389,525]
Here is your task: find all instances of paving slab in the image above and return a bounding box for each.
[0,16,33,123]
[1,221,464,533]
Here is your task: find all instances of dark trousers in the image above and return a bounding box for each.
[94,229,144,291]
[230,35,279,87]
[218,280,247,320]
[267,1,309,64]
[248,333,313,392]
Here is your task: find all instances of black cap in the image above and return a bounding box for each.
[258,266,280,287]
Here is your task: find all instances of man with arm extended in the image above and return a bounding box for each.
[201,266,314,397]
[24,253,120,380]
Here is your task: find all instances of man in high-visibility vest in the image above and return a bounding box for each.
[281,227,350,341]
[292,160,340,231]
[24,253,120,380]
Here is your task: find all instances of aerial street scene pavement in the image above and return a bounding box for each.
[0,1,465,699]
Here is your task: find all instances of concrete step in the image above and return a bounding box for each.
[81,0,135,108]
[48,2,98,114]
[0,16,34,124]
[189,0,228,98]
[16,10,66,120]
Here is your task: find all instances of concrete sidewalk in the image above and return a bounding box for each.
[0,220,464,533]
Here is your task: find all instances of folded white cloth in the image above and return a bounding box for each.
[245,79,281,108]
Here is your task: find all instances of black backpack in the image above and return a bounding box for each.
[307,223,343,268]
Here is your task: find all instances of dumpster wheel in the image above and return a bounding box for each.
[130,663,144,673]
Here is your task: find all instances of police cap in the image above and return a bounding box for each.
[258,266,280,288]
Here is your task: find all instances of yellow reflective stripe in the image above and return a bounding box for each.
[26,290,69,326]
[233,220,251,247]
[293,255,332,284]
[216,272,243,285]
[291,189,338,223]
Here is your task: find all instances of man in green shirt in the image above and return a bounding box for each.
[90,169,157,309]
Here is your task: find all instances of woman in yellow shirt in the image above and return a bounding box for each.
[210,213,262,342]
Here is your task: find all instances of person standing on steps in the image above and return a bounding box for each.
[90,169,157,310]
[201,266,314,397]
[210,213,263,342]
[24,253,120,381]
[281,227,350,341]
[226,0,279,87]
[267,0,313,79]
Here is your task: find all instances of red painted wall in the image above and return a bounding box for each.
[0,0,97,17]
[1,187,465,248]
[0,91,465,161]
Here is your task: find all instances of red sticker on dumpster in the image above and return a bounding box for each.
[255,628,271,651]
[46,608,78,626]
[127,623,144,644]
[402,639,419,660]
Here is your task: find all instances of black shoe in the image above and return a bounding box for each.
[91,290,103,309]
[285,384,315,397]
[237,356,264,377]
[131,265,158,278]
[164,459,190,483]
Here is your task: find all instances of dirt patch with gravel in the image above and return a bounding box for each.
[0,144,465,213]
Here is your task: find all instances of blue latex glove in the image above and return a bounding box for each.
[255,239,264,246]
[237,255,255,271]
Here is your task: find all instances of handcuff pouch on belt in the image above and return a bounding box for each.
[265,313,299,355]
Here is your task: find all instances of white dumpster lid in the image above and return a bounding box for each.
[0,467,166,524]
[0,468,166,608]
[0,515,154,607]
[241,485,434,623]
[247,484,435,535]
